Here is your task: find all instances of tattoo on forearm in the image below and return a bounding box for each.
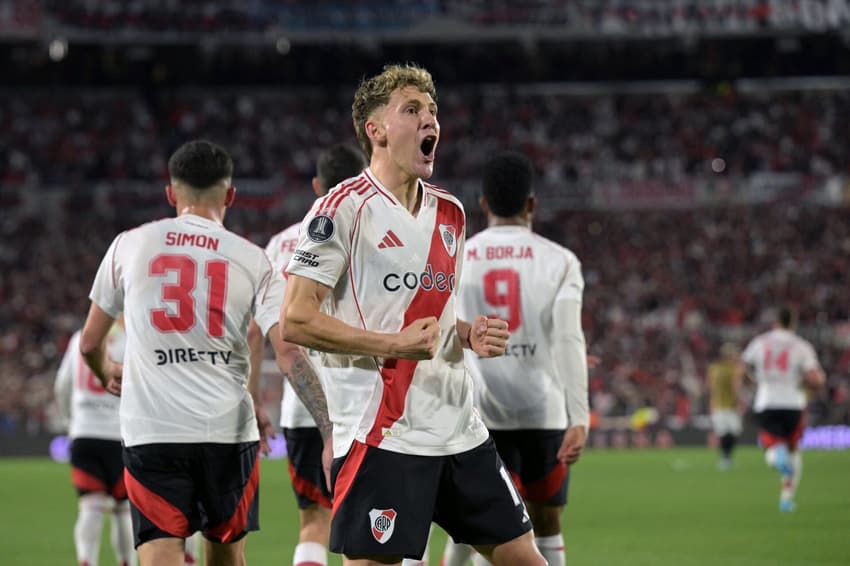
[287,352,333,441]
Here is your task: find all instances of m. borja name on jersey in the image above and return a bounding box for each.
[154,348,233,366]
[383,263,456,292]
[466,245,534,261]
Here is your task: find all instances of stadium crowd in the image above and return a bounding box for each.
[2,86,848,438]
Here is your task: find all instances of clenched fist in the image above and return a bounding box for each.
[470,315,509,358]
[394,316,441,360]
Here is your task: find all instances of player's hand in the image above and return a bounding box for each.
[255,406,276,456]
[321,440,334,492]
[557,425,588,465]
[587,355,601,369]
[470,315,509,358]
[103,360,123,396]
[393,316,441,360]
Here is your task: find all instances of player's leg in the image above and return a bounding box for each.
[123,444,201,566]
[204,537,247,566]
[75,492,109,566]
[527,503,565,566]
[184,532,202,565]
[284,428,333,566]
[70,438,120,566]
[435,437,544,566]
[442,535,474,566]
[519,429,570,566]
[330,441,439,565]
[110,499,134,566]
[137,538,186,566]
[103,439,133,566]
[294,505,332,566]
[779,411,806,512]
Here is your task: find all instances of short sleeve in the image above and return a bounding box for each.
[253,260,286,337]
[89,234,125,318]
[741,339,759,366]
[285,195,353,289]
[800,342,820,372]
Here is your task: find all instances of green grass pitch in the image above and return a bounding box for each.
[0,447,847,565]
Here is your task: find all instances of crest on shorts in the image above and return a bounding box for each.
[439,224,457,257]
[308,215,335,243]
[368,508,397,544]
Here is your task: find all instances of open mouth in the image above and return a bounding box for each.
[420,135,437,158]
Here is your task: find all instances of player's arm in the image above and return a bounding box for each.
[268,326,332,442]
[281,274,439,360]
[79,302,122,395]
[456,316,509,358]
[804,367,826,389]
[554,297,590,465]
[247,319,275,454]
[53,336,75,429]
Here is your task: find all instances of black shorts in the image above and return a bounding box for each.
[284,427,332,510]
[490,429,570,506]
[756,409,806,450]
[70,437,127,500]
[329,437,531,560]
[123,442,260,548]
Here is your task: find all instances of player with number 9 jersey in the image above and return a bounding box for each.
[459,229,586,431]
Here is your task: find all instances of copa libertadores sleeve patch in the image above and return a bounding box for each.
[307,215,335,243]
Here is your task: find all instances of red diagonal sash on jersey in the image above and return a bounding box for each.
[365,197,463,447]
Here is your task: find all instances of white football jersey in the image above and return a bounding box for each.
[265,222,323,429]
[742,328,821,411]
[54,330,123,440]
[89,214,284,447]
[458,225,584,429]
[286,169,488,457]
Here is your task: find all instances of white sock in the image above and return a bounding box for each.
[782,451,803,502]
[536,534,565,566]
[442,537,474,566]
[110,500,134,566]
[294,541,327,566]
[471,553,492,566]
[75,493,109,566]
[184,532,201,565]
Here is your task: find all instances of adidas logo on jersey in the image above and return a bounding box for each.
[378,230,404,249]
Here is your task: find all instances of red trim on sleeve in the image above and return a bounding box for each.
[331,440,369,518]
[204,448,261,543]
[124,468,192,538]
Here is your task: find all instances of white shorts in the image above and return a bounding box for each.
[711,409,742,436]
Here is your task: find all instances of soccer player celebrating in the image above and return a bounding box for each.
[262,143,366,566]
[443,151,589,566]
[280,64,545,566]
[737,306,825,512]
[55,319,133,566]
[80,140,330,566]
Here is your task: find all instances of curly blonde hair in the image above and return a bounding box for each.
[352,63,437,159]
